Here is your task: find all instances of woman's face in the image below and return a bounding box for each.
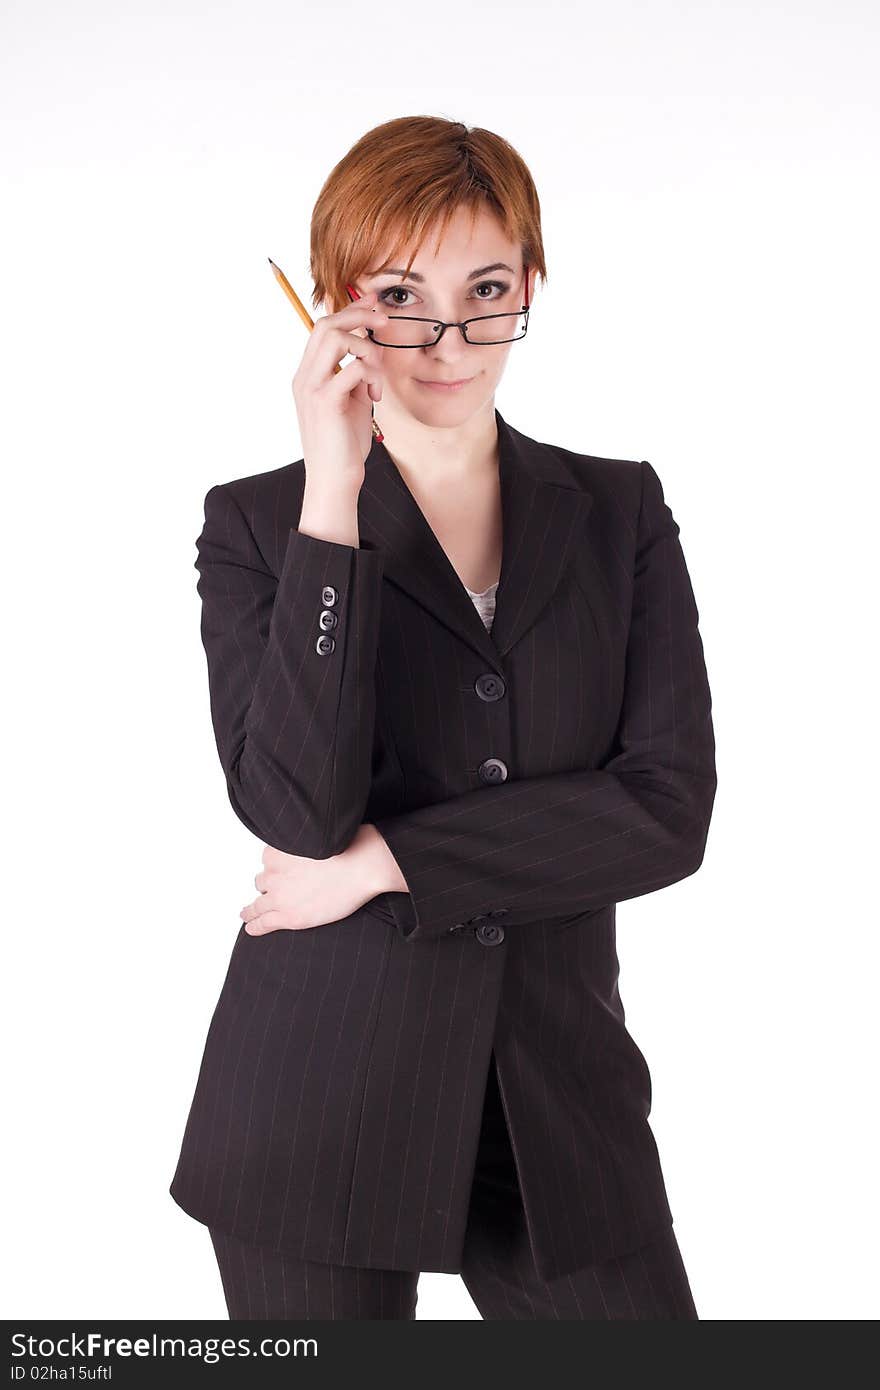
[352,206,533,429]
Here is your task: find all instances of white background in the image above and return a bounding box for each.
[2,0,878,1321]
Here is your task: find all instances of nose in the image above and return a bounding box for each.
[422,323,471,361]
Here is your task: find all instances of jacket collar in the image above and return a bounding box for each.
[357,407,594,668]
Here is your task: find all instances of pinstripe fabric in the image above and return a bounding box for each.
[209,1227,419,1320]
[169,407,717,1285]
[209,1222,695,1320]
[208,1052,697,1319]
[189,485,385,858]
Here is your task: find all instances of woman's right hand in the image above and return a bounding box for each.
[292,290,389,487]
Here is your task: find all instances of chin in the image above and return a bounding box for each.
[410,398,478,427]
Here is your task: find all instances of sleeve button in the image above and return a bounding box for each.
[478,757,508,784]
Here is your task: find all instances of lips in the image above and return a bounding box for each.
[415,377,473,388]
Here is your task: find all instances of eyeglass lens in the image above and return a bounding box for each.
[369,311,528,347]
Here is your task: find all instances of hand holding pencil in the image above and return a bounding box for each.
[268,258,386,491]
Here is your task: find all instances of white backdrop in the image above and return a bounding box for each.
[2,0,877,1321]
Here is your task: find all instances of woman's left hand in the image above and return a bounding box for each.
[239,823,394,935]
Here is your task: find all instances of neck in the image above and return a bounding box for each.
[375,397,500,487]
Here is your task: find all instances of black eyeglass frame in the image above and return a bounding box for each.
[363,263,532,348]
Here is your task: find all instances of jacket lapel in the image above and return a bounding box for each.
[358,407,594,667]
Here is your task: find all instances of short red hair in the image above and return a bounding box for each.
[309,115,547,314]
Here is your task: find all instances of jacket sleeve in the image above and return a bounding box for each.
[194,481,385,858]
[373,459,717,941]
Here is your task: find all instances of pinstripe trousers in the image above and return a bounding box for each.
[208,1052,699,1321]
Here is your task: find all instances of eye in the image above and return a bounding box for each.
[378,282,414,307]
[377,285,417,309]
[472,279,511,300]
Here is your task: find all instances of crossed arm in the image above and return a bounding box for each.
[195,460,716,943]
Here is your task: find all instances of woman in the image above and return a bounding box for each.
[169,115,717,1321]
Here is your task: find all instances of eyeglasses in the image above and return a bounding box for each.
[364,264,531,349]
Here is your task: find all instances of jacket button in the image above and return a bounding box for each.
[318,609,338,630]
[478,757,508,784]
[475,921,505,946]
[316,634,336,655]
[322,585,338,606]
[474,673,506,702]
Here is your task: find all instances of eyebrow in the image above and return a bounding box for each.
[364,261,516,283]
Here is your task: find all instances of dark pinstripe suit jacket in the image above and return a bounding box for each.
[169,407,717,1283]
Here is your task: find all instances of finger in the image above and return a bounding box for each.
[240,895,270,922]
[333,289,384,318]
[339,327,387,362]
[302,327,386,392]
[324,356,384,406]
[310,297,388,346]
[297,310,388,387]
[245,910,291,936]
